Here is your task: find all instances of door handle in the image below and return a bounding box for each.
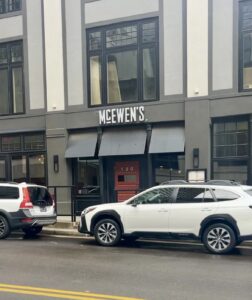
[201,208,212,212]
[158,209,169,212]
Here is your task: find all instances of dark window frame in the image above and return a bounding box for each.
[0,0,21,15]
[87,18,159,107]
[0,40,25,116]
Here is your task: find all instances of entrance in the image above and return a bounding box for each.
[114,161,140,202]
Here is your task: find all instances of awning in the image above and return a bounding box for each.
[149,126,185,153]
[65,132,98,158]
[99,128,146,156]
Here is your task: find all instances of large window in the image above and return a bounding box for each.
[212,119,248,184]
[240,0,252,90]
[0,133,46,185]
[0,0,21,14]
[0,41,24,115]
[87,18,159,106]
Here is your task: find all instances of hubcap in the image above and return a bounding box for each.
[207,227,231,251]
[0,218,6,236]
[97,222,117,244]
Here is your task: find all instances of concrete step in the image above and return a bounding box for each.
[48,221,78,230]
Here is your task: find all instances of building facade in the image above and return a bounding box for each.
[0,0,251,214]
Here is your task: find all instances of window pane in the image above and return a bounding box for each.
[0,69,9,114]
[0,0,5,13]
[12,67,24,113]
[0,46,7,64]
[0,160,6,181]
[243,32,252,89]
[142,22,156,43]
[133,188,175,205]
[11,43,22,62]
[1,135,21,152]
[143,48,156,100]
[90,56,102,106]
[24,134,45,151]
[29,154,46,185]
[89,32,101,50]
[77,160,100,195]
[107,50,137,103]
[106,25,137,48]
[0,186,19,199]
[12,155,26,183]
[212,189,239,201]
[176,188,206,203]
[8,0,21,12]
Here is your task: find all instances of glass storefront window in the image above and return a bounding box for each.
[153,154,185,185]
[0,159,6,181]
[29,154,45,185]
[77,159,100,195]
[11,155,26,183]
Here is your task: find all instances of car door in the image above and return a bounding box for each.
[169,187,219,235]
[121,187,175,234]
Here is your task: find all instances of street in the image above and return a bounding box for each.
[0,233,252,300]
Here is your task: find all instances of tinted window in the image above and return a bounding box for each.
[27,187,52,206]
[176,188,207,203]
[212,189,239,201]
[133,188,175,205]
[0,186,19,199]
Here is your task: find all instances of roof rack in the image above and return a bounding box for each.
[205,180,240,186]
[160,180,188,185]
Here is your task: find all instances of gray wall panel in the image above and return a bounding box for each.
[65,0,84,106]
[0,16,23,39]
[212,0,233,91]
[26,0,45,110]
[163,0,183,96]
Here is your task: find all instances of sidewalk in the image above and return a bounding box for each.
[41,216,82,237]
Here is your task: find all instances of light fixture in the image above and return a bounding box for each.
[193,148,199,169]
[53,155,59,173]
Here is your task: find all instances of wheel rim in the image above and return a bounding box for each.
[207,227,231,252]
[97,222,117,244]
[0,218,6,236]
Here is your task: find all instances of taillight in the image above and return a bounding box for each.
[19,187,33,209]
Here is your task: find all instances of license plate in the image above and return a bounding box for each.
[40,207,47,212]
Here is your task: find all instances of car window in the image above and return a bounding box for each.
[132,188,175,205]
[0,186,19,199]
[176,188,207,203]
[212,189,239,201]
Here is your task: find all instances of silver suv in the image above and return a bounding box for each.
[0,182,56,239]
[78,180,252,254]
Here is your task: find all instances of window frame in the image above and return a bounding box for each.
[0,0,21,14]
[86,18,159,107]
[0,40,25,116]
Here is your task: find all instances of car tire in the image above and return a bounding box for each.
[203,223,236,254]
[23,226,43,236]
[0,215,10,239]
[94,219,121,246]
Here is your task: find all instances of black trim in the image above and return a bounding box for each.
[90,210,124,234]
[123,232,199,241]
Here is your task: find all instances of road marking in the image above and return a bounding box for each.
[0,284,144,300]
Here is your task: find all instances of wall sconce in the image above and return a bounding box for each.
[53,155,59,173]
[193,148,199,169]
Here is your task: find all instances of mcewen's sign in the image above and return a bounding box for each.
[99,106,145,125]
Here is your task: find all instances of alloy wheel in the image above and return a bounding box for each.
[0,217,5,236]
[97,222,118,244]
[207,227,231,252]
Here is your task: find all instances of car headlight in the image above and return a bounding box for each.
[82,207,96,215]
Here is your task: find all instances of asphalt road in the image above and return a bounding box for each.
[0,233,252,300]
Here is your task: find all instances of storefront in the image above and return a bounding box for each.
[65,105,185,212]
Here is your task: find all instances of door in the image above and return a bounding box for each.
[121,187,175,233]
[114,161,140,202]
[169,187,219,234]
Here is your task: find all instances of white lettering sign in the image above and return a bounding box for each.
[99,106,145,125]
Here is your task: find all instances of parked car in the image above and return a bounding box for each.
[0,182,56,239]
[78,180,252,254]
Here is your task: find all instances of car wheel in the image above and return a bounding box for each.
[94,219,121,246]
[0,215,10,239]
[23,226,43,236]
[203,223,236,254]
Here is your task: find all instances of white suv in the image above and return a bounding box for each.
[78,181,252,254]
[0,182,56,239]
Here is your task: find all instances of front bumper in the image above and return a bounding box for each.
[78,215,90,234]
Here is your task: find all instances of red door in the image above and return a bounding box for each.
[114,161,140,202]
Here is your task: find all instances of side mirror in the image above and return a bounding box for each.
[131,201,138,207]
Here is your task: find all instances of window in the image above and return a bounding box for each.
[212,189,239,201]
[87,18,159,106]
[77,159,100,195]
[0,187,19,199]
[176,188,213,203]
[132,188,175,205]
[0,41,24,115]
[0,0,21,14]
[240,0,252,90]
[212,119,248,184]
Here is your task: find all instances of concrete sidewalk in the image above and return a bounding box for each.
[41,216,82,236]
